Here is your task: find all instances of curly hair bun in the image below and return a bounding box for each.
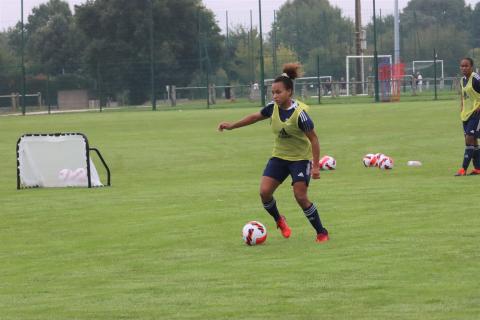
[282,63,302,80]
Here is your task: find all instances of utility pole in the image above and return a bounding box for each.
[373,0,380,102]
[226,10,229,48]
[258,0,265,107]
[197,9,209,108]
[197,7,203,81]
[295,5,300,58]
[21,0,26,115]
[394,0,400,64]
[149,0,156,111]
[355,0,363,94]
[250,10,255,83]
[272,10,278,76]
[413,9,418,57]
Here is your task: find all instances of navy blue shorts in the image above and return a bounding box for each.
[463,112,480,137]
[263,157,312,185]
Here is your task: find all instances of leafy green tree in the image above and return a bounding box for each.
[399,0,471,74]
[0,33,15,69]
[0,32,19,95]
[470,3,480,50]
[401,0,471,31]
[264,45,298,79]
[221,25,261,84]
[366,15,394,56]
[274,0,354,78]
[303,42,350,80]
[8,0,83,75]
[363,0,472,76]
[76,0,223,104]
[402,25,468,76]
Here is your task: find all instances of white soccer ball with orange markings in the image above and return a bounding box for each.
[374,153,386,167]
[378,156,394,170]
[242,221,267,246]
[362,153,377,167]
[319,155,336,170]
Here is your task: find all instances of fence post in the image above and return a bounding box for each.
[368,78,374,97]
[37,92,42,109]
[316,55,321,104]
[209,84,216,105]
[11,93,16,112]
[170,85,176,107]
[96,62,102,112]
[433,48,438,100]
[333,82,338,97]
[15,93,20,111]
[411,75,417,96]
[301,84,307,101]
[46,75,51,114]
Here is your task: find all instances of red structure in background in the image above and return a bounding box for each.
[391,63,405,102]
[379,63,405,102]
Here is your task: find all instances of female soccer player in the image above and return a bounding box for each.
[218,63,329,243]
[456,57,480,176]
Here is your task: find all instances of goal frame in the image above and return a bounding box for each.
[16,133,111,189]
[346,55,393,96]
[412,60,444,79]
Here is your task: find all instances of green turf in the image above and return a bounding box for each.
[0,99,479,319]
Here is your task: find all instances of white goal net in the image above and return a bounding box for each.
[17,133,106,188]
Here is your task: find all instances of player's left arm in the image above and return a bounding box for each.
[305,129,320,179]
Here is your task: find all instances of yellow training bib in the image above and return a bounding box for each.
[461,72,480,121]
[271,101,312,161]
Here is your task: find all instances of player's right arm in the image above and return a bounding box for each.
[218,112,267,131]
[472,74,480,114]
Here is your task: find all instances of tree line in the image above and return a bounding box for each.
[0,0,478,104]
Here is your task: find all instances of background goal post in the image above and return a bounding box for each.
[412,60,444,79]
[346,55,393,96]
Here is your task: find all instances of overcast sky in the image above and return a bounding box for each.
[1,0,479,33]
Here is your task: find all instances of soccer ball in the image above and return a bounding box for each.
[242,221,267,246]
[58,168,87,185]
[58,168,71,181]
[362,153,377,167]
[319,155,336,170]
[378,156,394,170]
[373,153,387,167]
[71,168,87,183]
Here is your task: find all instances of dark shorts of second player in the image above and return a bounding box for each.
[263,157,312,186]
[463,111,480,137]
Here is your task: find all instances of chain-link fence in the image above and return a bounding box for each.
[0,59,462,116]
[2,0,473,115]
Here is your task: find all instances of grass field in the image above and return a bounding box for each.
[1,99,479,319]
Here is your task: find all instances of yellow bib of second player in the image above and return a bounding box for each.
[461,73,480,121]
[271,101,312,161]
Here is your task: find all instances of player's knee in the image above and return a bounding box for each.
[294,192,309,207]
[259,188,273,202]
[466,135,476,145]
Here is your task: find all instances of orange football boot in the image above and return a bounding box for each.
[316,229,329,243]
[276,215,291,238]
